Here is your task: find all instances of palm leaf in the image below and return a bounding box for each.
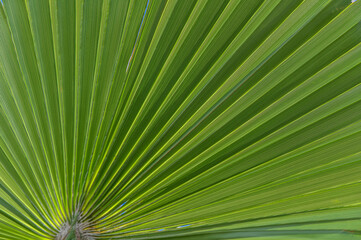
[0,0,361,239]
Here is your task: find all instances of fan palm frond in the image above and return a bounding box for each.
[0,0,361,239]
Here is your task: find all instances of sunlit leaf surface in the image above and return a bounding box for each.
[0,0,361,239]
